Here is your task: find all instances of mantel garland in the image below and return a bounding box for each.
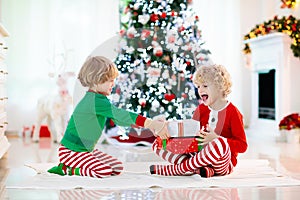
[243,15,300,58]
[281,0,298,9]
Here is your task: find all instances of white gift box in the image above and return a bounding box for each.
[167,119,200,137]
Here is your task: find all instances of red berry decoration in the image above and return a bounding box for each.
[164,93,176,101]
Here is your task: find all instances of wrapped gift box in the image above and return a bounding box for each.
[168,119,200,137]
[156,136,203,154]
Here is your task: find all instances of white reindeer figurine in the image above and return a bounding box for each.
[32,72,75,143]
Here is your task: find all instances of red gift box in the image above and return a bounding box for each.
[157,136,203,154]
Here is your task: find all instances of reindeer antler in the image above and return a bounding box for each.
[48,43,75,77]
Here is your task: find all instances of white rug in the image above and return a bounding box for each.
[6,159,300,190]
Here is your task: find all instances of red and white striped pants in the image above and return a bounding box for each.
[58,145,123,178]
[152,137,233,176]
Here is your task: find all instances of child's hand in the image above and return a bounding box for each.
[197,125,218,145]
[145,119,170,139]
[155,121,169,140]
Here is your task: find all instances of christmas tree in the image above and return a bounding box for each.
[105,0,211,144]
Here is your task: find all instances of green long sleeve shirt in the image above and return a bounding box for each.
[60,91,146,152]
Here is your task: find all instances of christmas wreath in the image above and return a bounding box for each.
[243,15,300,58]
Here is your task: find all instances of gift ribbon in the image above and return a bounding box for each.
[198,143,203,151]
[163,139,167,150]
[178,121,184,137]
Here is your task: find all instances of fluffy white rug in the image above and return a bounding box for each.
[6,159,300,190]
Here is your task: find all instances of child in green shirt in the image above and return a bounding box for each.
[48,56,169,178]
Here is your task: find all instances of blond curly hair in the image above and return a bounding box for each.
[192,64,232,98]
[78,56,119,88]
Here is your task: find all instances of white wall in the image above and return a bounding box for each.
[192,0,243,115]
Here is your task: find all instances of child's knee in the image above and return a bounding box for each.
[210,137,229,154]
[210,137,227,146]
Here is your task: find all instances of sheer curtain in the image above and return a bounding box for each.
[2,0,120,131]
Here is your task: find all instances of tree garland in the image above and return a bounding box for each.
[243,15,300,58]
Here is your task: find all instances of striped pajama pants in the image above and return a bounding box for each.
[152,137,233,177]
[58,145,123,178]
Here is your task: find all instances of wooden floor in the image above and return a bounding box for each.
[1,129,300,200]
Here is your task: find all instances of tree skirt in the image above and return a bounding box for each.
[6,159,300,190]
[103,126,156,147]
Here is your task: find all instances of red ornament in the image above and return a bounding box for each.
[292,23,297,31]
[123,6,130,14]
[164,93,176,101]
[119,29,126,36]
[182,93,188,99]
[161,12,167,19]
[171,10,177,17]
[155,51,163,57]
[116,87,121,94]
[109,119,115,127]
[168,35,176,43]
[255,29,261,34]
[139,98,147,107]
[150,14,159,22]
[154,47,163,57]
[146,60,151,66]
[178,26,185,32]
[141,29,151,40]
[127,27,136,38]
[199,57,205,61]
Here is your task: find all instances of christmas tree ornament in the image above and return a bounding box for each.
[138,14,150,25]
[141,29,151,40]
[126,27,137,38]
[153,46,163,57]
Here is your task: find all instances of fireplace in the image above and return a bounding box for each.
[258,69,275,120]
[245,33,300,133]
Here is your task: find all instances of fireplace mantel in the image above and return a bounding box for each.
[245,33,300,133]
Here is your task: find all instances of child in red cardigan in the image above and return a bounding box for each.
[150,64,248,177]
